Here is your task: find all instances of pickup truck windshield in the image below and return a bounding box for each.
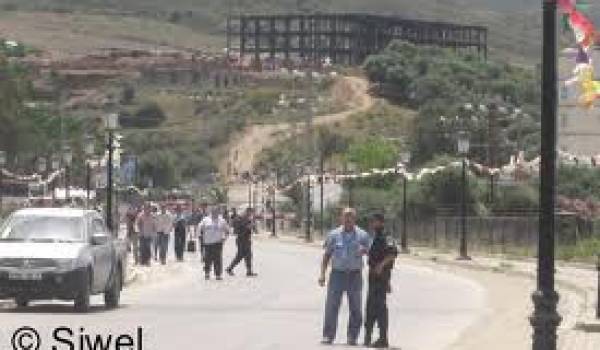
[0,215,84,242]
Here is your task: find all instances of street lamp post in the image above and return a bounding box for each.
[106,113,118,233]
[399,151,411,254]
[38,157,47,198]
[247,173,253,209]
[531,0,561,348]
[489,173,496,203]
[51,155,60,205]
[84,135,95,209]
[271,169,279,238]
[63,147,73,204]
[457,130,471,260]
[305,168,312,242]
[252,180,258,210]
[347,162,357,208]
[319,152,325,238]
[0,151,6,215]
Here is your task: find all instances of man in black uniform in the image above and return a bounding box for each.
[364,213,398,348]
[173,205,187,262]
[226,207,258,277]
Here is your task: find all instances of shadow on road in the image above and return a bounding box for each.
[0,303,129,314]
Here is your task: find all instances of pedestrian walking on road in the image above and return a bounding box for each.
[136,204,158,266]
[156,205,174,265]
[173,205,187,262]
[364,213,398,348]
[319,208,371,346]
[226,207,258,277]
[197,207,230,280]
[196,202,209,262]
[126,205,140,265]
[152,205,160,261]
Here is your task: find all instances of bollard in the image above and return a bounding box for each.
[597,254,600,319]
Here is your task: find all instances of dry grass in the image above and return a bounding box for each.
[0,11,222,56]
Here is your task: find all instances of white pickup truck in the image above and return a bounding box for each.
[0,208,128,312]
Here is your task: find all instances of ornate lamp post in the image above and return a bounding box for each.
[105,113,118,232]
[399,151,411,254]
[0,151,6,214]
[63,146,73,203]
[531,1,561,349]
[457,130,471,260]
[84,135,95,209]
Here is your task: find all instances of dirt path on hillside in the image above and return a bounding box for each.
[220,76,374,178]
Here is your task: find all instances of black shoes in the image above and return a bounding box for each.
[370,339,389,348]
[216,276,223,281]
[226,268,234,276]
[364,332,372,347]
[246,272,258,277]
[347,339,358,346]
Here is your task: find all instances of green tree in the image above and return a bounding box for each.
[347,137,398,171]
[363,41,541,165]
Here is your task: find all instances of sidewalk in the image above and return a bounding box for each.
[407,247,600,350]
[269,231,600,350]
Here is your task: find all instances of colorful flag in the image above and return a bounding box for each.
[569,10,596,49]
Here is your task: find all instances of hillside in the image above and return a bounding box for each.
[0,0,580,64]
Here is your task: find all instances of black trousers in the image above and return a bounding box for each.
[228,239,252,273]
[157,232,169,264]
[204,242,223,277]
[174,231,186,261]
[140,236,153,266]
[199,237,206,261]
[365,277,389,341]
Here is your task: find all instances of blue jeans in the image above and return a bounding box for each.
[323,270,363,342]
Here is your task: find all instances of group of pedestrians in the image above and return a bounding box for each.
[126,203,192,266]
[125,202,258,280]
[319,208,399,348]
[198,206,258,280]
[128,203,178,266]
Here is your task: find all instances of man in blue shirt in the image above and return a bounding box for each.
[319,208,372,345]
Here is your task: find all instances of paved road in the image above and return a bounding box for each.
[0,239,485,350]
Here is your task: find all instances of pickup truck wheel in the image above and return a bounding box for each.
[104,266,121,309]
[14,297,29,308]
[74,271,91,313]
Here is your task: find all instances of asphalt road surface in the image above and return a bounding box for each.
[0,239,485,350]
